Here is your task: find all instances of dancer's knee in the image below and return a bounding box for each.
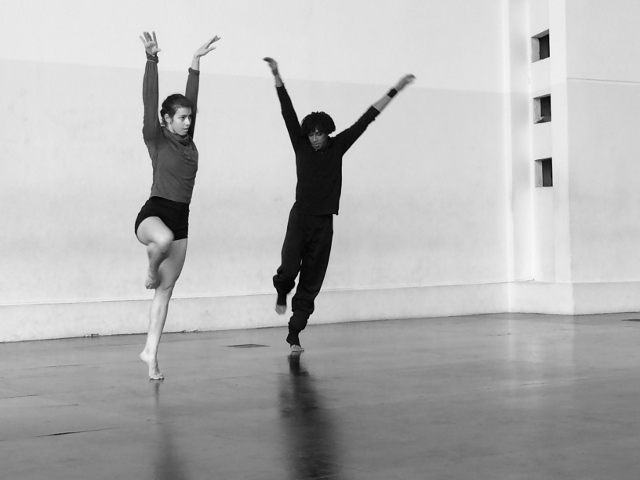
[153,232,174,253]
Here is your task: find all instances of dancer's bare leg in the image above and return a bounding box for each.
[139,237,188,380]
[137,217,175,289]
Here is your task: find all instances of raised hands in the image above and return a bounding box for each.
[140,31,161,56]
[263,57,283,87]
[370,74,417,113]
[395,74,416,92]
[194,36,221,59]
[140,31,220,62]
[263,57,279,76]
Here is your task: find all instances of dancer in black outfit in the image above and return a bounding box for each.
[264,57,415,352]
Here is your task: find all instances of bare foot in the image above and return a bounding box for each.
[140,351,164,380]
[290,344,304,353]
[145,268,161,290]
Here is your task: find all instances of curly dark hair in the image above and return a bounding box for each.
[300,111,336,136]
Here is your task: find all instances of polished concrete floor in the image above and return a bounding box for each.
[3,313,640,479]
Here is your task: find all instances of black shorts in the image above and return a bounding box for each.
[135,196,190,241]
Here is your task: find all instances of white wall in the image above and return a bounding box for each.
[512,0,640,315]
[504,0,534,287]
[565,0,640,284]
[0,0,506,92]
[0,0,511,341]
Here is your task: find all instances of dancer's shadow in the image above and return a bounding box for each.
[279,353,344,480]
[149,381,189,480]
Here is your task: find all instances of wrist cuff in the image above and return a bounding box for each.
[146,52,159,63]
[387,88,398,98]
[188,68,200,76]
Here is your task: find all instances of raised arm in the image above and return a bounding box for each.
[335,74,417,154]
[263,57,301,148]
[263,57,283,87]
[185,35,220,138]
[371,74,416,113]
[190,35,220,72]
[140,31,162,143]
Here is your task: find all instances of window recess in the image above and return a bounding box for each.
[535,158,553,187]
[532,30,550,62]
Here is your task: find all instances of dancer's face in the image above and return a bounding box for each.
[308,129,328,151]
[164,107,192,136]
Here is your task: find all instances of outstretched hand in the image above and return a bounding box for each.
[140,31,161,55]
[396,74,416,91]
[263,57,279,76]
[194,35,221,58]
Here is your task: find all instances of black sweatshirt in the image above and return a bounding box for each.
[277,85,379,215]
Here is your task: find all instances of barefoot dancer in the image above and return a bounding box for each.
[264,57,415,353]
[135,31,219,379]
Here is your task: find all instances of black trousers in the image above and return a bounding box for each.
[273,205,334,338]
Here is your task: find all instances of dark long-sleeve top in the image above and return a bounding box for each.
[142,55,200,204]
[277,85,379,215]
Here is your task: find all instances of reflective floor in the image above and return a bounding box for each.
[3,313,640,479]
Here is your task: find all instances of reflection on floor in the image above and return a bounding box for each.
[3,313,640,479]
